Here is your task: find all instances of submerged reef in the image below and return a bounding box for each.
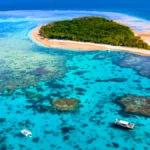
[95,78,127,82]
[118,95,150,117]
[112,52,150,78]
[0,53,67,95]
[51,98,80,112]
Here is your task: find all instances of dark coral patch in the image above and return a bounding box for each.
[0,144,7,150]
[95,78,127,83]
[73,71,88,75]
[112,142,119,148]
[87,138,96,144]
[61,126,75,134]
[51,98,80,112]
[0,118,6,123]
[32,137,40,143]
[117,95,150,117]
[0,136,7,143]
[63,135,70,141]
[45,80,65,89]
[75,88,87,92]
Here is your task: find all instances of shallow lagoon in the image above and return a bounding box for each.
[0,11,150,150]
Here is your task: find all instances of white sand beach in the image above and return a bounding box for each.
[31,26,150,56]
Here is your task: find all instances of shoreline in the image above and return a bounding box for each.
[30,26,150,56]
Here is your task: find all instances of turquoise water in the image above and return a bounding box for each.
[1,11,150,150]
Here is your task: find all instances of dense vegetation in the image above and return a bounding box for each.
[40,17,150,49]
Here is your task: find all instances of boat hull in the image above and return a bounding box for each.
[114,119,134,129]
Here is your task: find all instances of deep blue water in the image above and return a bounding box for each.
[0,0,150,19]
[0,3,150,150]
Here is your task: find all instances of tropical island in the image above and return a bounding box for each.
[31,16,150,55]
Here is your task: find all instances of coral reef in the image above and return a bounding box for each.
[0,51,67,95]
[95,78,127,82]
[51,98,80,112]
[112,52,150,78]
[118,95,150,116]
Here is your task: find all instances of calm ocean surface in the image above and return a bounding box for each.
[0,1,150,150]
[1,0,150,19]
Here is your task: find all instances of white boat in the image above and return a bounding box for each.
[21,129,32,137]
[114,119,134,129]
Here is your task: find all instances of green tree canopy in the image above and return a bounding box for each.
[40,16,150,49]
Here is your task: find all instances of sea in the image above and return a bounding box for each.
[0,1,150,150]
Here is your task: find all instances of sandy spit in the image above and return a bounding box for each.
[30,26,150,56]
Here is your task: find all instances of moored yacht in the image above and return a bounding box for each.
[21,129,32,137]
[114,119,134,129]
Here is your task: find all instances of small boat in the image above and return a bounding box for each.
[21,129,32,137]
[114,119,134,129]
